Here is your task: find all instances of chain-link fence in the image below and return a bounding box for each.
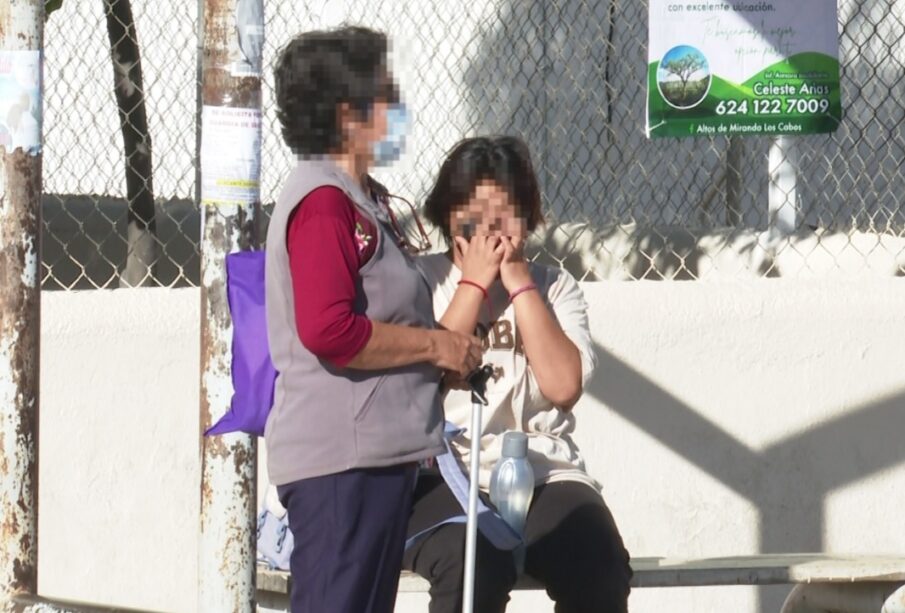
[41,0,905,288]
[42,1,197,289]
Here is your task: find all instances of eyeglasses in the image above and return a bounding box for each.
[365,176,432,254]
[383,193,432,255]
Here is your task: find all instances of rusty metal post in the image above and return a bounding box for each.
[198,0,263,610]
[0,0,43,604]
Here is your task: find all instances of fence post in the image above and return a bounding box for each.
[198,0,263,610]
[0,0,43,604]
[768,135,800,235]
[725,137,743,226]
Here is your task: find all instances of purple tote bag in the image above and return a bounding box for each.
[204,250,277,437]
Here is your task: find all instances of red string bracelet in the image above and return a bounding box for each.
[458,279,487,300]
[508,283,537,303]
[458,279,492,317]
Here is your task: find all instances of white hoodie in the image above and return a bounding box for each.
[416,253,600,492]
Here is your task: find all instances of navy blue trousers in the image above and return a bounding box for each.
[278,464,417,613]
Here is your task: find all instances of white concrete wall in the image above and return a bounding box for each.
[37,279,905,612]
[39,289,200,612]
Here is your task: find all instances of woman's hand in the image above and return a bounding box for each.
[454,236,505,290]
[429,329,483,378]
[441,371,471,391]
[499,236,533,293]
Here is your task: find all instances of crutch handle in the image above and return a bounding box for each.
[467,364,494,406]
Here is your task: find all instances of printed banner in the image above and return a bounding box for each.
[200,106,261,206]
[647,1,841,139]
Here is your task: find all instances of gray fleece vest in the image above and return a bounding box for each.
[264,158,444,485]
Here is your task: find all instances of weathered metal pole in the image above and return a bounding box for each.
[0,0,43,604]
[198,0,263,610]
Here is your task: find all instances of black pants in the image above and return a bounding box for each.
[403,475,633,613]
[278,464,417,613]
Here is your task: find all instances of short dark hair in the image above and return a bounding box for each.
[423,136,544,244]
[274,26,398,156]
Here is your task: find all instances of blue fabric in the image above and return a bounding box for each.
[372,103,409,166]
[405,422,522,551]
[256,509,293,570]
[205,250,277,437]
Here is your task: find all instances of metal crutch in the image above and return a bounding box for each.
[462,364,494,613]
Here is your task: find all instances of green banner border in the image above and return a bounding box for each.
[648,52,842,139]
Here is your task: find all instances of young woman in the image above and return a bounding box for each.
[265,27,482,613]
[404,136,633,613]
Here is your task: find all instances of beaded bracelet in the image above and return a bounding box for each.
[508,283,538,303]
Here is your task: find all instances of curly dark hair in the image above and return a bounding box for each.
[274,26,398,156]
[423,136,544,244]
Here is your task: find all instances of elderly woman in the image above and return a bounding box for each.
[404,136,633,613]
[265,27,482,613]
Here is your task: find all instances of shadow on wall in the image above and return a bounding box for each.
[41,194,200,290]
[526,220,905,281]
[40,196,282,290]
[585,344,905,612]
[44,193,905,290]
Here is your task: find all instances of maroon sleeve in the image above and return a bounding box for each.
[287,186,373,367]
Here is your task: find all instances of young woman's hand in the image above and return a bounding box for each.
[454,236,505,290]
[499,236,533,293]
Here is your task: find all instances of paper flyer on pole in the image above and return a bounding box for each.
[646,1,842,139]
[0,50,42,155]
[231,0,264,77]
[200,106,262,207]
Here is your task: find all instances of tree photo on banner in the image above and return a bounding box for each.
[647,0,842,138]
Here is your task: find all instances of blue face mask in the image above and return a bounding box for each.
[372,103,409,167]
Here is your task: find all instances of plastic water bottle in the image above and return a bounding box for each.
[490,431,534,572]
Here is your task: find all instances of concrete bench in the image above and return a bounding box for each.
[257,554,905,612]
